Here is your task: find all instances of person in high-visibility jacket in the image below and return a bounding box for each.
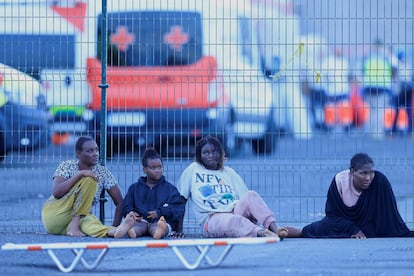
[361,39,398,139]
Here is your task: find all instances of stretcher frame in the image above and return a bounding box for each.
[2,236,279,272]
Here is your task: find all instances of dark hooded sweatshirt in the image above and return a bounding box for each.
[122,176,185,229]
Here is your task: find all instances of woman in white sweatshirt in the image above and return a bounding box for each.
[176,136,301,239]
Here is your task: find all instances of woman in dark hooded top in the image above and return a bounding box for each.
[301,153,414,238]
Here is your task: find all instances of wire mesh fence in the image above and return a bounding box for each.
[0,0,413,236]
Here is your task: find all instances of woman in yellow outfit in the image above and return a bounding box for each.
[42,136,135,238]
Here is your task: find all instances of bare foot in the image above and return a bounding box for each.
[127,228,137,239]
[67,230,86,237]
[258,229,280,241]
[277,227,289,240]
[67,216,86,237]
[267,222,289,240]
[114,213,135,238]
[153,216,167,239]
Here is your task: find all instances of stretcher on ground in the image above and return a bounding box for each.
[1,236,279,272]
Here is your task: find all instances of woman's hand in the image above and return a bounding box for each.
[52,171,97,199]
[147,210,158,220]
[351,230,366,239]
[129,211,142,221]
[79,170,98,182]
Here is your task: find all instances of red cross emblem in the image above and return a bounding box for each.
[110,26,135,52]
[163,26,189,51]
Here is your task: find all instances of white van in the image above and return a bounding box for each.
[0,0,89,136]
[84,0,278,155]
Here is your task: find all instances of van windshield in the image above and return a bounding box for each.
[98,11,203,67]
[0,34,75,77]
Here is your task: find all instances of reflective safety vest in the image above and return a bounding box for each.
[363,56,392,88]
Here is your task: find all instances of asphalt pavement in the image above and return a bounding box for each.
[1,233,414,275]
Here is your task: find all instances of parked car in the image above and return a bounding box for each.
[0,63,51,161]
[0,1,90,138]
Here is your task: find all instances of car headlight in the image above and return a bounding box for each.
[82,109,95,121]
[206,108,219,120]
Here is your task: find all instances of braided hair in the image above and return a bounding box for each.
[142,147,162,168]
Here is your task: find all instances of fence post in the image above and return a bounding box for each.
[98,0,109,224]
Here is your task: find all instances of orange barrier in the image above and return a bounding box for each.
[384,108,396,131]
[384,107,409,133]
[337,101,353,125]
[324,84,410,132]
[396,108,409,132]
[325,84,370,128]
[324,101,354,127]
[349,91,370,127]
[324,103,336,127]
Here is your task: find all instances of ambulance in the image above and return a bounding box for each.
[85,0,278,155]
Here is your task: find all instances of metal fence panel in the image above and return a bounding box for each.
[0,0,413,236]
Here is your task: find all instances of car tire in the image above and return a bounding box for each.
[216,121,237,158]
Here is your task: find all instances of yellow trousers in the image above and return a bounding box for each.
[41,177,113,238]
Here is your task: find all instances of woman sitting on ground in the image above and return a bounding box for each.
[301,152,414,238]
[41,136,135,238]
[176,136,301,239]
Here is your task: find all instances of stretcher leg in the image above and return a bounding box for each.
[172,244,233,270]
[197,244,233,267]
[47,248,108,273]
[75,248,108,270]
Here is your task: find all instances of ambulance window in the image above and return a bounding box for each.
[98,11,203,67]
